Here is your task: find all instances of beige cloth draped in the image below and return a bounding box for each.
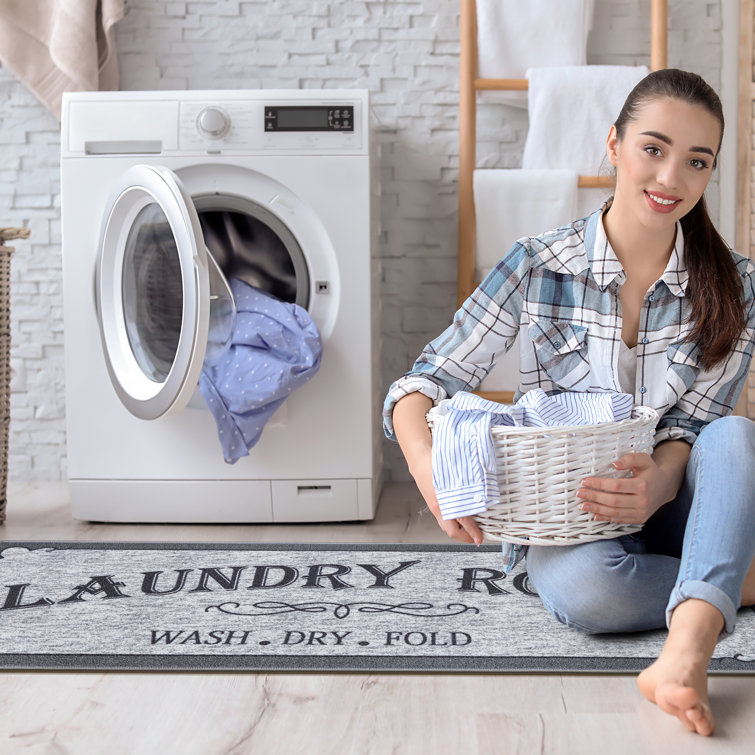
[0,0,124,121]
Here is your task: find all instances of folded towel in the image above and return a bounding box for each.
[474,169,578,279]
[199,279,322,464]
[476,0,595,107]
[0,0,124,121]
[522,65,649,174]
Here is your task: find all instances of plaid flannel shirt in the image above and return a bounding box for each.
[384,201,755,448]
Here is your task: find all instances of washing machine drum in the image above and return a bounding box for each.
[199,210,299,303]
[95,164,309,420]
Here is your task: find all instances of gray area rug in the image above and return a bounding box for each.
[1,541,753,672]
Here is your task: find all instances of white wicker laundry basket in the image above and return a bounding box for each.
[426,403,659,546]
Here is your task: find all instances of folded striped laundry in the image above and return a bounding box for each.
[431,389,634,569]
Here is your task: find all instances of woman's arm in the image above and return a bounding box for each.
[393,392,484,545]
[650,438,692,501]
[383,244,532,544]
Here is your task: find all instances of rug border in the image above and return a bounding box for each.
[0,654,751,673]
[0,540,505,553]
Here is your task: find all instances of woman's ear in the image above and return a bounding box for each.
[606,124,620,168]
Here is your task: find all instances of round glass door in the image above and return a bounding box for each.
[96,165,217,420]
[122,201,184,382]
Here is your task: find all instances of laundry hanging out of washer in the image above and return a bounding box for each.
[200,212,322,461]
[199,278,322,463]
[130,211,322,462]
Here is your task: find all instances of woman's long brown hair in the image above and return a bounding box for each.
[613,68,745,370]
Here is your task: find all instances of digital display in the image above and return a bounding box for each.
[277,107,329,129]
[265,106,354,132]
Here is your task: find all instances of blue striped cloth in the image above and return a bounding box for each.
[431,389,633,569]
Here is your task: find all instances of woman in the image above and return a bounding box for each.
[383,69,755,737]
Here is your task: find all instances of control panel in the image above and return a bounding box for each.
[263,106,354,132]
[179,99,363,153]
[63,91,368,156]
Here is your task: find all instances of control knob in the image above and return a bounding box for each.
[196,107,230,139]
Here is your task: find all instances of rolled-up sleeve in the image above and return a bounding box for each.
[383,242,530,441]
[382,374,450,441]
[654,262,755,447]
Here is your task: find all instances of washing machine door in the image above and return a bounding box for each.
[96,164,222,420]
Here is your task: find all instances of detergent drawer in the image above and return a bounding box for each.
[272,479,359,523]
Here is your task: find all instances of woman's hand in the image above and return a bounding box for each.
[576,452,671,525]
[578,440,691,525]
[393,391,484,546]
[411,451,484,546]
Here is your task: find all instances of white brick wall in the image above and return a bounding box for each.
[0,0,723,482]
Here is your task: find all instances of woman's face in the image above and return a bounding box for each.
[606,96,721,230]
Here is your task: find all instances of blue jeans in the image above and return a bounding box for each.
[525,416,755,635]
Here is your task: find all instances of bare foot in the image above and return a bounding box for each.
[638,652,715,736]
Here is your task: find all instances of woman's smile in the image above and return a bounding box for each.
[644,190,682,213]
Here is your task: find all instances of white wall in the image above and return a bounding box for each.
[0,0,725,482]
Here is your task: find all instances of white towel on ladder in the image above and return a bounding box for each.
[522,65,649,174]
[476,0,595,107]
[473,169,579,280]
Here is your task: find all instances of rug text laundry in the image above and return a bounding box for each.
[0,559,526,611]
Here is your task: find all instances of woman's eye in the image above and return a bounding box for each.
[644,145,662,157]
[689,158,709,170]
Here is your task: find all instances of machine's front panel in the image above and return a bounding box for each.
[62,155,372,484]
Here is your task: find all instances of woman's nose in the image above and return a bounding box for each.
[656,160,680,190]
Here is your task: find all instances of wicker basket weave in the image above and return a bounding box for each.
[0,228,26,524]
[426,403,659,546]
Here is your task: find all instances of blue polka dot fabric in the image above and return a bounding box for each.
[199,278,322,463]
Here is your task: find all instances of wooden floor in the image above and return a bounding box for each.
[1,481,754,754]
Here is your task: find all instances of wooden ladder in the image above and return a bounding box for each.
[457,0,669,402]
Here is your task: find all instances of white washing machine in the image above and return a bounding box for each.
[60,90,381,523]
